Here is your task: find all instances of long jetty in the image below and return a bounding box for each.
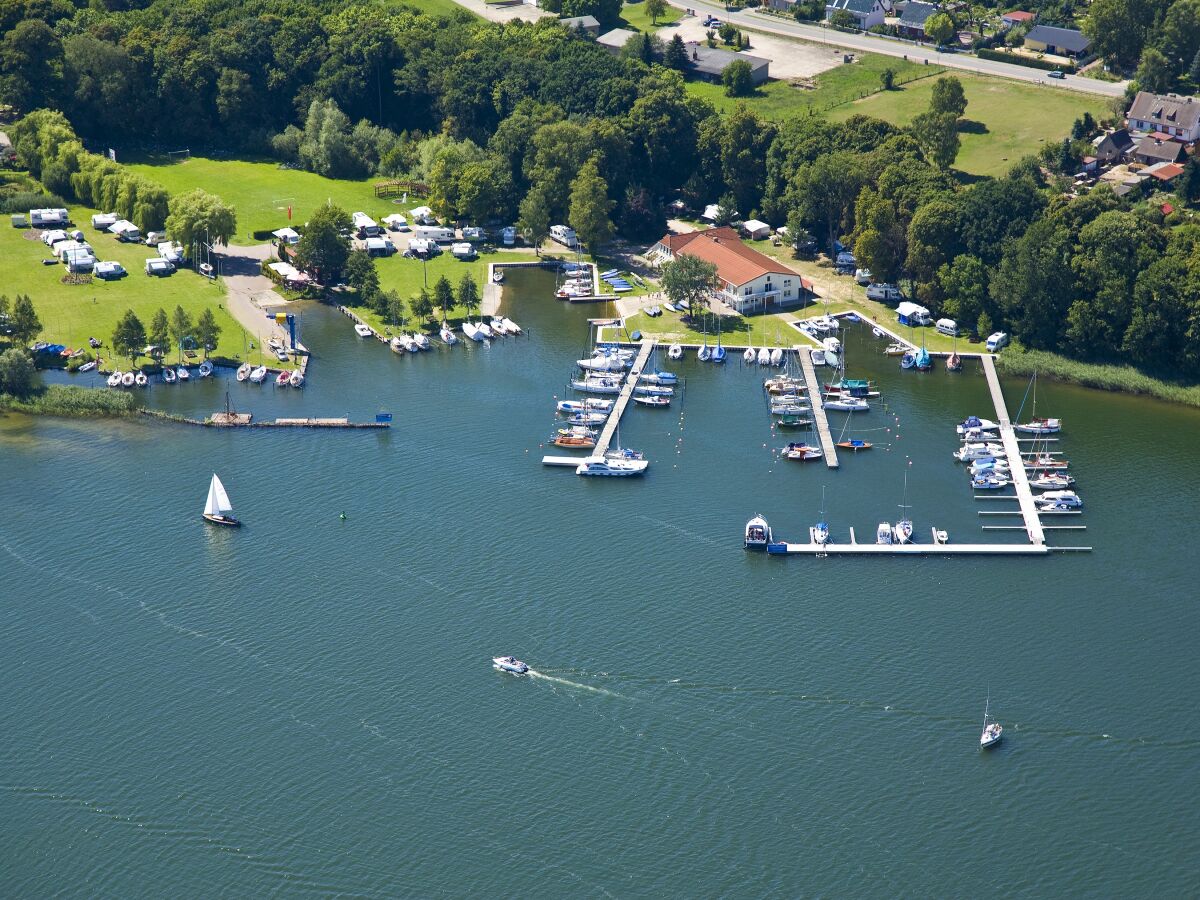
[980,355,1045,546]
[797,348,839,469]
[593,338,656,457]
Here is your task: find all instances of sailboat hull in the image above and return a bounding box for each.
[202,513,241,527]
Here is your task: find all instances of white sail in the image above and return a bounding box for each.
[205,474,233,516]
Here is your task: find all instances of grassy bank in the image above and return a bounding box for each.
[994,347,1200,407]
[620,1,683,30]
[0,384,139,417]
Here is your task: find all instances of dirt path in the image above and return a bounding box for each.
[215,243,291,346]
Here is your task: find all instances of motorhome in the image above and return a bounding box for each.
[501,226,517,247]
[412,225,454,242]
[450,242,476,259]
[157,241,185,264]
[986,332,1010,352]
[109,220,141,242]
[352,212,380,237]
[550,224,578,248]
[30,208,69,228]
[867,283,903,303]
[895,300,931,326]
[935,318,959,337]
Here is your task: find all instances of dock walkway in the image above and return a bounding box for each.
[593,338,656,457]
[797,349,839,469]
[981,355,1045,545]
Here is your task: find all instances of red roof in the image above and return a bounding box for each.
[1003,10,1035,21]
[1150,163,1184,181]
[656,227,809,289]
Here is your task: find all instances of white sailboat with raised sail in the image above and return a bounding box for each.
[202,473,240,527]
[980,688,1003,749]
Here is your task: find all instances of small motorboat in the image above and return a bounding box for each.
[176,366,189,381]
[900,351,916,369]
[770,348,784,366]
[163,366,177,384]
[757,347,771,365]
[249,365,268,383]
[744,515,772,550]
[955,443,1006,462]
[134,371,148,387]
[401,334,420,352]
[289,370,304,387]
[893,519,914,544]
[971,474,1011,490]
[202,473,240,527]
[970,458,1010,476]
[810,349,826,366]
[1015,417,1062,435]
[876,522,894,545]
[79,360,97,373]
[956,416,999,435]
[477,322,494,339]
[567,411,608,426]
[121,372,135,387]
[493,656,529,675]
[884,342,908,356]
[743,347,756,363]
[836,439,872,451]
[667,343,683,360]
[412,332,431,350]
[1035,490,1081,509]
[198,360,214,377]
[107,371,123,387]
[960,427,999,442]
[390,336,406,354]
[576,456,649,477]
[782,442,822,461]
[236,363,252,382]
[934,529,949,545]
[501,317,521,334]
[1028,471,1075,489]
[440,325,458,345]
[275,370,291,387]
[633,394,670,408]
[824,397,869,412]
[557,399,614,414]
[492,269,505,283]
[354,322,374,338]
[553,427,597,449]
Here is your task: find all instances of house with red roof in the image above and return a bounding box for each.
[1000,10,1035,28]
[650,227,813,314]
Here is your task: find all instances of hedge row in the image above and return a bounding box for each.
[976,48,1076,74]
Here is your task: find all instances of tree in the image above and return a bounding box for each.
[195,308,221,357]
[1158,0,1200,77]
[660,253,719,312]
[829,9,858,30]
[787,152,867,254]
[1190,46,1200,84]
[936,254,989,329]
[0,348,37,398]
[929,76,968,119]
[1178,157,1200,204]
[344,250,380,301]
[295,204,350,281]
[411,288,435,324]
[617,184,667,242]
[457,274,480,318]
[559,0,623,27]
[880,68,896,90]
[924,12,956,46]
[434,276,455,322]
[714,192,739,226]
[9,295,42,348]
[568,156,615,251]
[111,309,147,364]
[722,59,754,97]
[1085,0,1159,70]
[0,20,64,114]
[646,0,667,25]
[911,111,960,169]
[518,184,552,255]
[718,22,738,44]
[149,308,169,357]
[665,34,689,70]
[1135,47,1174,93]
[164,189,237,251]
[169,306,193,362]
[383,290,405,326]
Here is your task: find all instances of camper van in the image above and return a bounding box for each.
[935,318,959,337]
[406,238,439,257]
[157,241,184,264]
[550,225,578,248]
[30,208,69,228]
[501,226,517,247]
[110,220,141,242]
[986,332,1009,352]
[94,261,126,280]
[450,242,476,260]
[144,231,166,246]
[91,213,118,230]
[412,225,455,242]
[867,283,903,303]
[895,300,931,326]
[364,237,395,257]
[352,212,380,237]
[461,226,485,242]
[145,258,175,276]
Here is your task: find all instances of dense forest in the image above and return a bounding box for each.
[2,0,1200,379]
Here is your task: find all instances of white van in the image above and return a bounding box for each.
[501,226,517,247]
[986,332,1009,352]
[413,225,454,242]
[550,224,578,248]
[935,318,959,337]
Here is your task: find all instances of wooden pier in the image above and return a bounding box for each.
[768,527,1050,555]
[593,338,656,457]
[981,355,1046,545]
[797,348,839,469]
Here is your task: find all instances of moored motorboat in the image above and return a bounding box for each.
[633,394,670,407]
[412,332,431,350]
[667,343,683,360]
[249,365,267,383]
[289,370,304,387]
[236,362,252,382]
[276,370,291,386]
[354,322,373,338]
[1028,471,1075,489]
[106,371,122,387]
[489,317,508,336]
[163,366,177,384]
[744,515,772,550]
[900,351,916,369]
[955,442,1006,462]
[79,360,97,373]
[971,474,1011,490]
[202,473,240,527]
[876,522,894,544]
[1035,489,1081,509]
[198,360,214,377]
[493,656,528,674]
[782,442,822,461]
[576,455,648,476]
[811,349,826,366]
[121,371,135,387]
[884,342,908,356]
[177,366,189,381]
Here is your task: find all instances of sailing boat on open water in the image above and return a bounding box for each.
[202,473,240,527]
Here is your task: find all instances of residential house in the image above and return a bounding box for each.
[1023,24,1091,58]
[1000,10,1035,28]
[768,0,798,9]
[1125,91,1200,143]
[650,227,813,314]
[596,28,638,55]
[1134,135,1187,166]
[1145,162,1185,185]
[560,15,600,36]
[897,2,941,40]
[683,42,771,85]
[825,0,888,30]
[1091,128,1135,163]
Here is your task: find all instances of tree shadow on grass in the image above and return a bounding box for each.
[958,119,989,135]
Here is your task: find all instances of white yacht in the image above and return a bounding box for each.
[493,656,529,675]
[758,347,772,365]
[202,473,240,527]
[1028,472,1075,489]
[576,456,649,477]
[577,356,626,373]
[462,321,484,342]
[876,522,894,544]
[744,515,772,550]
[980,693,1003,749]
[354,322,373,338]
[1015,417,1062,435]
[743,347,756,363]
[956,416,999,435]
[249,365,268,383]
[501,317,521,334]
[477,322,494,339]
[236,362,252,381]
[412,332,431,350]
[770,348,784,366]
[955,443,1006,462]
[390,336,407,353]
[810,349,826,366]
[1035,490,1082,509]
[824,396,869,412]
[557,399,614,414]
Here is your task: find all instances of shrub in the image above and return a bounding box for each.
[977,48,1075,73]
[0,189,68,214]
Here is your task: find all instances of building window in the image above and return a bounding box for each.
[784,278,791,285]
[784,289,792,297]
[745,287,751,296]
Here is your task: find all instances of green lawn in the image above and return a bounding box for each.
[685,55,939,117]
[619,1,683,31]
[390,0,476,18]
[1,207,280,368]
[829,74,1110,176]
[123,156,391,244]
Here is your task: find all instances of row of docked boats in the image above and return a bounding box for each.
[954,411,1080,509]
[460,316,522,342]
[235,362,304,387]
[742,346,787,366]
[107,360,215,388]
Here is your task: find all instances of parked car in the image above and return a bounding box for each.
[1048,70,1066,79]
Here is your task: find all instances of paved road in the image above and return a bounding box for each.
[217,243,291,346]
[666,0,1128,98]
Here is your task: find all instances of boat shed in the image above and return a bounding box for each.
[597,28,638,56]
[560,14,600,35]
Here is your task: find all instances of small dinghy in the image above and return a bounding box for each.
[836,439,872,451]
[121,371,135,387]
[493,656,528,675]
[811,349,826,366]
[667,343,683,360]
[134,371,148,387]
[633,394,670,408]
[354,322,373,338]
[276,370,291,386]
[441,325,458,345]
[202,473,240,527]
[176,366,189,381]
[236,363,252,382]
[289,370,304,387]
[249,365,267,383]
[198,360,214,377]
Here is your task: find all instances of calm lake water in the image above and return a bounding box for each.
[3,267,1198,896]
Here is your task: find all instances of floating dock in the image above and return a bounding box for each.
[767,526,1050,555]
[980,355,1046,545]
[593,338,656,457]
[797,348,839,469]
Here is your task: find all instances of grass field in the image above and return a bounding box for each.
[686,55,940,117]
[123,156,389,243]
[390,0,475,18]
[0,209,279,368]
[829,75,1110,176]
[619,0,683,31]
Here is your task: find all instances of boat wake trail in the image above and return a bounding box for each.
[527,669,625,699]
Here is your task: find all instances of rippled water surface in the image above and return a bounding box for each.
[3,268,1198,896]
